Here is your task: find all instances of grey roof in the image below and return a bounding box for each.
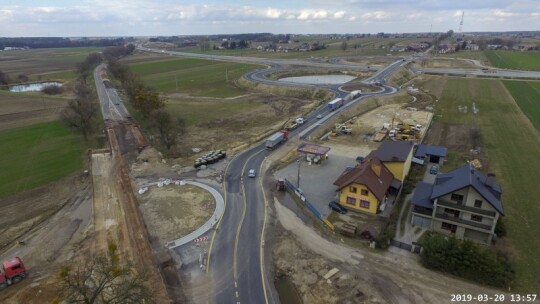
[431,164,504,215]
[412,182,435,209]
[415,144,448,158]
[370,140,414,162]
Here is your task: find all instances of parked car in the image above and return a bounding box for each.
[329,201,347,214]
[248,169,256,177]
[429,165,439,175]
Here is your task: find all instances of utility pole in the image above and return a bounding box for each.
[296,157,301,189]
[225,68,228,82]
[175,75,179,91]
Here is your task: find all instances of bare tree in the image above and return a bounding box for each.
[59,243,155,304]
[151,110,185,150]
[0,69,11,86]
[341,40,348,51]
[60,98,98,142]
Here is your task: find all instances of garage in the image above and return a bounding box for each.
[412,214,432,229]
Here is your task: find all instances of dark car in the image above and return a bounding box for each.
[429,165,439,175]
[329,201,347,214]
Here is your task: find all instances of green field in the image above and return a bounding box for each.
[128,58,263,97]
[434,50,487,61]
[502,81,540,131]
[430,78,540,291]
[484,51,540,70]
[0,121,83,199]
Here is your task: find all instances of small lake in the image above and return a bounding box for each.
[9,82,63,93]
[278,75,356,85]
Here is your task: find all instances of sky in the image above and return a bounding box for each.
[0,0,539,37]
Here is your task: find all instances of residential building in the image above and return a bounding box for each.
[333,156,394,215]
[411,164,504,244]
[369,140,414,182]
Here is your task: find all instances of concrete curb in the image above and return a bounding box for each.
[138,179,224,249]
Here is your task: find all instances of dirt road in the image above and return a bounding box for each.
[273,198,505,304]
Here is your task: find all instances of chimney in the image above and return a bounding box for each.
[485,173,496,188]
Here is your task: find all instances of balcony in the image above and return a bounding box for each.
[437,200,497,217]
[435,213,492,231]
[412,206,433,216]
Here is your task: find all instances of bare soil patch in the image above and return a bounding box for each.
[272,198,505,304]
[139,184,215,246]
[341,82,381,93]
[321,103,432,146]
[412,58,477,69]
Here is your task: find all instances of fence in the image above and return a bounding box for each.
[390,239,423,254]
[284,178,334,230]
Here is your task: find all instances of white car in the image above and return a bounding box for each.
[316,114,323,119]
[248,169,256,178]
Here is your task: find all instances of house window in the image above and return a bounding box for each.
[360,200,370,209]
[441,222,457,233]
[444,208,460,218]
[450,193,464,204]
[471,215,483,222]
[474,200,482,208]
[349,186,357,193]
[346,196,356,206]
[361,189,369,196]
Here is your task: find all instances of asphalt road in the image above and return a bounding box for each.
[94,64,131,122]
[410,66,540,79]
[196,57,406,303]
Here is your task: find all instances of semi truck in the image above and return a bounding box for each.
[0,257,27,289]
[265,130,289,150]
[327,98,344,111]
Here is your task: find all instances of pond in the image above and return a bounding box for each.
[278,75,356,85]
[9,82,63,93]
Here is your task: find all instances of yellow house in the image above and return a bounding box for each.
[333,157,394,214]
[369,140,414,182]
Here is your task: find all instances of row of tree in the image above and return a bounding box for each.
[420,233,514,288]
[105,49,185,150]
[0,37,130,49]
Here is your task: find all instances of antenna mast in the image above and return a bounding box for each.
[459,11,464,33]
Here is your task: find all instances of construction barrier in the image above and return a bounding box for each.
[284,178,334,230]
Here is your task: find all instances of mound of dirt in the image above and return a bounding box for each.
[131,147,172,177]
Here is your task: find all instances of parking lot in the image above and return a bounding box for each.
[275,143,373,217]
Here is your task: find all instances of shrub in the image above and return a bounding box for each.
[420,233,514,288]
[41,84,63,95]
[495,219,507,238]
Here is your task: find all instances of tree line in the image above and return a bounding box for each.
[0,37,130,49]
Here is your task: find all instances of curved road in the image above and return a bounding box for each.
[140,52,406,303]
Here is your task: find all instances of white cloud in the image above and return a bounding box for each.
[0,0,538,36]
[361,11,392,20]
[333,11,346,19]
[493,9,516,17]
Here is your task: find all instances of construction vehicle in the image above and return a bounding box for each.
[336,123,352,134]
[285,121,298,131]
[0,257,27,289]
[265,130,289,150]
